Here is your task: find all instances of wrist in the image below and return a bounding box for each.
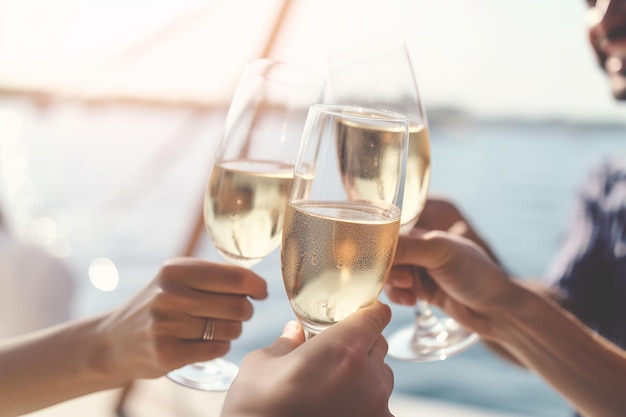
[486,279,571,355]
[76,313,129,389]
[485,279,538,344]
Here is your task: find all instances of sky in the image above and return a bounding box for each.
[277,0,621,122]
[0,0,623,122]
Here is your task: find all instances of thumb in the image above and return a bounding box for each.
[393,231,453,268]
[264,320,306,357]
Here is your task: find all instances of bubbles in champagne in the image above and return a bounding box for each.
[281,200,400,335]
[204,159,294,266]
[400,124,431,232]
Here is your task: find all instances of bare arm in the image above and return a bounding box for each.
[0,316,114,417]
[495,282,626,417]
[0,258,267,416]
[476,280,571,368]
[389,231,626,417]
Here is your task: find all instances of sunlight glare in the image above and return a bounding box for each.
[88,257,119,292]
[28,216,57,245]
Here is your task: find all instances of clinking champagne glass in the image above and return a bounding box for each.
[327,40,478,361]
[281,104,408,338]
[167,59,325,390]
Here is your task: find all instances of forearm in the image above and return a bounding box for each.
[480,339,525,367]
[492,283,626,417]
[480,281,567,368]
[0,314,120,416]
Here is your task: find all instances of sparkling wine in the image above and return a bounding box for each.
[204,159,294,266]
[281,200,400,334]
[336,121,430,231]
[400,124,431,232]
[336,117,407,205]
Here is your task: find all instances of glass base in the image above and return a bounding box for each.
[387,317,479,362]
[166,358,238,391]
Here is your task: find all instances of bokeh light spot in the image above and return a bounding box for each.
[88,257,119,292]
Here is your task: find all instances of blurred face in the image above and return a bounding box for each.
[587,0,626,99]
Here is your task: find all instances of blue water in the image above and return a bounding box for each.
[3,97,626,416]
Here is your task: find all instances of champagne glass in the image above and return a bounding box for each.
[167,58,325,390]
[281,104,408,337]
[327,40,478,361]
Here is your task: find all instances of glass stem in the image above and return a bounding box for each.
[414,299,431,317]
[412,300,446,341]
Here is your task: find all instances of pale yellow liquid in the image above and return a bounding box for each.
[335,120,431,233]
[204,159,293,266]
[336,118,407,204]
[281,200,400,334]
[400,124,431,233]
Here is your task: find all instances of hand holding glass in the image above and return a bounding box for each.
[167,59,325,390]
[328,40,478,361]
[281,104,408,337]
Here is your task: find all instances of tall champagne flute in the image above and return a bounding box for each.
[281,104,408,337]
[167,59,325,390]
[327,40,478,361]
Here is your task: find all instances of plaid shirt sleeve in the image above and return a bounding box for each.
[545,157,626,349]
